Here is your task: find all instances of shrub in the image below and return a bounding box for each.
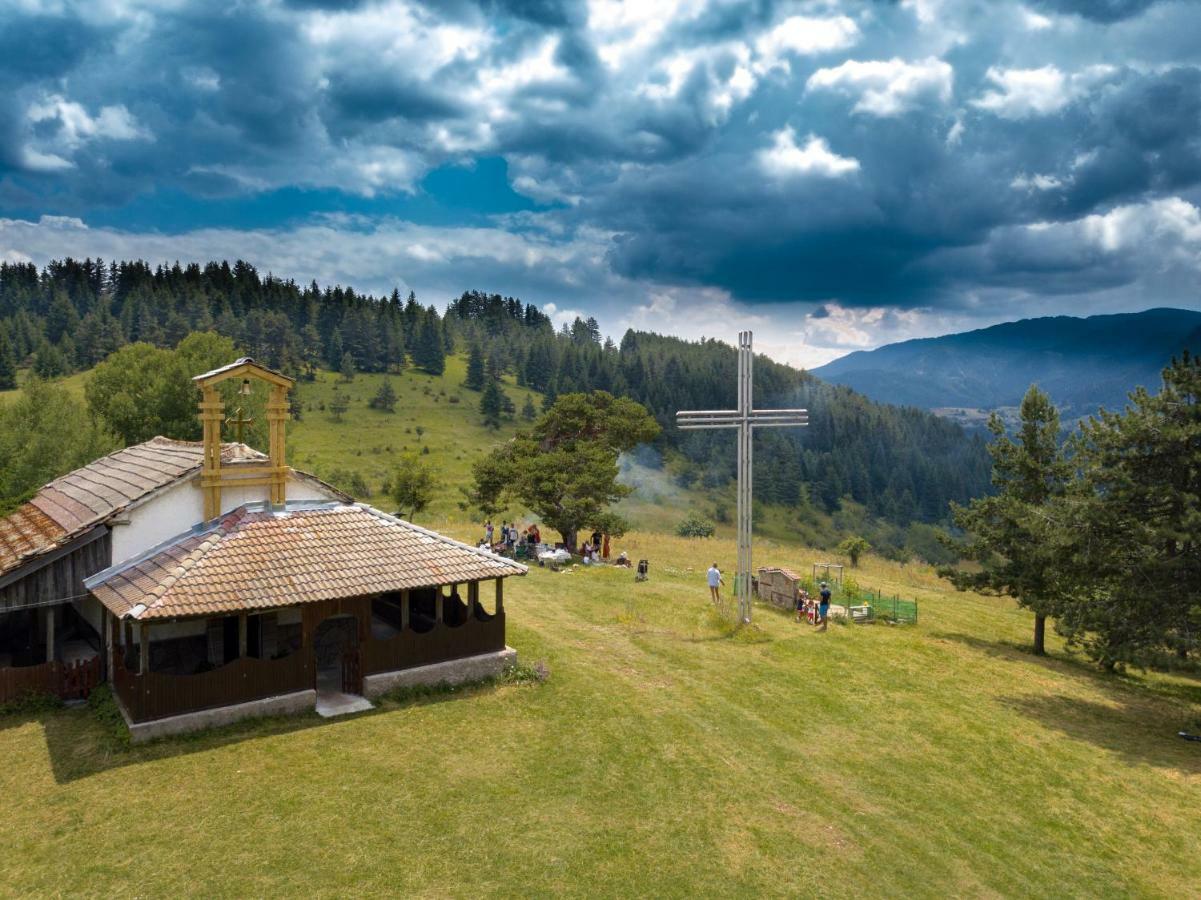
[676,513,716,538]
[322,467,371,498]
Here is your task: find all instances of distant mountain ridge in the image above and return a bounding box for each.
[811,308,1201,420]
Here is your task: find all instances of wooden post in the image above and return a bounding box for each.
[139,623,149,675]
[199,385,225,520]
[468,581,478,618]
[495,577,504,615]
[103,611,112,680]
[401,590,409,630]
[44,605,55,663]
[238,614,248,658]
[267,384,288,506]
[435,589,444,624]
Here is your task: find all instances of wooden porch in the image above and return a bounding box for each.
[109,578,507,724]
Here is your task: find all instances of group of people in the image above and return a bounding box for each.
[796,582,832,630]
[482,520,541,554]
[580,530,610,564]
[705,564,831,630]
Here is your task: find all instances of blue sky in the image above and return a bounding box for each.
[1,0,1200,365]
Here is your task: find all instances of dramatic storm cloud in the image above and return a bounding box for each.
[1,0,1199,365]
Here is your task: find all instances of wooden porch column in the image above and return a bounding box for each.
[43,605,55,663]
[238,614,248,658]
[103,611,112,679]
[495,577,504,615]
[400,590,409,630]
[139,623,149,675]
[435,589,444,624]
[468,581,478,618]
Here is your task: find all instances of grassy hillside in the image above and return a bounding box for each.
[287,356,543,520]
[2,532,1198,896]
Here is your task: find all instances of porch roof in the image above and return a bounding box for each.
[85,501,526,621]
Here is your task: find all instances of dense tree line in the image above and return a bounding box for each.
[0,262,992,536]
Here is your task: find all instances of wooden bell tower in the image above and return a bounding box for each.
[193,357,295,520]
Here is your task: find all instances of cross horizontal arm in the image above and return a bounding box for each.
[676,409,739,417]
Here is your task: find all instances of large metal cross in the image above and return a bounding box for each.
[676,331,809,623]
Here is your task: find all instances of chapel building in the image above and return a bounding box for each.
[0,358,524,739]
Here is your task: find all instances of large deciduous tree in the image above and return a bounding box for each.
[388,450,438,520]
[86,333,243,446]
[469,391,660,551]
[0,379,116,512]
[941,386,1070,655]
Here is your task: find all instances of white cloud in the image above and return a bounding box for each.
[755,15,860,64]
[21,93,150,173]
[806,57,953,116]
[1011,172,1063,191]
[20,148,74,172]
[974,65,1071,117]
[1080,197,1201,257]
[27,94,150,146]
[1021,8,1055,30]
[758,129,859,179]
[973,64,1116,119]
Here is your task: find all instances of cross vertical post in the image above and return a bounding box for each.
[676,331,809,623]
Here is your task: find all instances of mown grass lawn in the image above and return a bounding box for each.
[2,531,1199,897]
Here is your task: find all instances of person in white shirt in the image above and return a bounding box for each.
[707,563,724,603]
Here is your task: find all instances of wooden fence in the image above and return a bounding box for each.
[0,656,102,705]
[112,649,311,723]
[363,611,506,676]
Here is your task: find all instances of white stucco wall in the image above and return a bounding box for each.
[109,472,340,566]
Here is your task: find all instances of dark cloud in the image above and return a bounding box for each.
[1031,0,1161,22]
[325,71,465,129]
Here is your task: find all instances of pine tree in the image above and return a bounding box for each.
[941,386,1070,655]
[521,394,536,420]
[329,390,349,423]
[480,378,503,429]
[0,329,16,390]
[369,378,398,413]
[412,311,445,375]
[1060,353,1201,669]
[340,351,357,381]
[328,329,344,369]
[465,342,485,391]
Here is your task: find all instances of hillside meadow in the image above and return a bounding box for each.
[1,529,1198,897]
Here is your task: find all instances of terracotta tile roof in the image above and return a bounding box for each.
[86,502,527,620]
[0,436,343,580]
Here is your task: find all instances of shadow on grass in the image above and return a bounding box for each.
[21,675,532,785]
[930,630,1201,705]
[1003,693,1201,775]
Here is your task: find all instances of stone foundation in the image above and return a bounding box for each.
[362,647,517,699]
[118,689,317,743]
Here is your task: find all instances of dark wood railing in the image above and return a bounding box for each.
[362,612,506,676]
[112,649,310,723]
[0,656,101,705]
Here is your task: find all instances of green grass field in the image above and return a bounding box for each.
[2,531,1198,897]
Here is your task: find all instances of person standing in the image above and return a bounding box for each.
[817,581,831,631]
[707,563,724,604]
[485,520,494,546]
